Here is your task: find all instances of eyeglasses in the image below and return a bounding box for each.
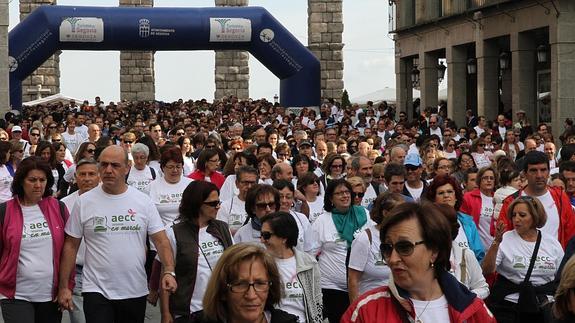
[478,144,485,147]
[30,133,40,137]
[354,192,365,198]
[334,190,351,196]
[227,281,271,293]
[256,202,276,210]
[261,231,274,240]
[164,165,183,171]
[87,149,96,154]
[331,164,343,169]
[49,126,57,129]
[381,240,425,259]
[123,140,133,144]
[203,200,221,208]
[53,139,62,142]
[206,145,216,149]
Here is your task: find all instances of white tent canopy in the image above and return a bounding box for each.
[352,87,448,104]
[23,93,83,107]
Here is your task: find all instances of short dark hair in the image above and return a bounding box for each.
[426,175,464,210]
[297,172,320,196]
[256,142,273,155]
[160,147,184,168]
[291,154,315,175]
[380,202,452,275]
[235,166,258,182]
[272,179,295,193]
[0,141,11,166]
[234,151,258,168]
[35,141,58,168]
[261,211,299,248]
[323,178,353,212]
[463,167,478,183]
[196,149,219,172]
[560,160,575,174]
[384,163,406,183]
[524,151,549,172]
[11,156,55,199]
[178,181,218,223]
[245,184,280,219]
[321,154,346,174]
[499,169,521,187]
[560,144,575,162]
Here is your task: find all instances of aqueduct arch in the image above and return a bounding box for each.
[15,0,344,104]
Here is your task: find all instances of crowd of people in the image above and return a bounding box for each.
[0,95,574,323]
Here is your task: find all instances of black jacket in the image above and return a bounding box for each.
[196,308,298,323]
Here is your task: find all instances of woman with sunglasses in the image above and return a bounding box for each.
[483,197,563,323]
[272,180,310,251]
[319,154,346,191]
[62,141,97,187]
[342,202,495,323]
[348,192,404,303]
[460,166,497,250]
[470,138,492,170]
[306,178,371,323]
[259,211,324,323]
[156,180,233,323]
[188,149,225,189]
[453,152,477,185]
[443,138,459,159]
[297,172,324,224]
[234,184,280,245]
[346,176,367,207]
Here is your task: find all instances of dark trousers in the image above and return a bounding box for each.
[83,292,146,323]
[0,299,62,323]
[322,288,349,323]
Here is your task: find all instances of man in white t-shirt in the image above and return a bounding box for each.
[498,151,575,249]
[61,158,100,323]
[57,146,177,323]
[217,166,258,235]
[62,116,84,155]
[402,153,427,202]
[348,156,377,209]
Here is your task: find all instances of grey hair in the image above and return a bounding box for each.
[131,143,149,156]
[76,158,98,169]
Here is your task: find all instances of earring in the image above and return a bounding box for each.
[430,261,435,268]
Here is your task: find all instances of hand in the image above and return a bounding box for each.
[161,274,177,294]
[293,189,306,202]
[147,290,159,306]
[495,222,506,243]
[162,313,174,323]
[57,288,74,311]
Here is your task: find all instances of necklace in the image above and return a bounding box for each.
[414,299,431,323]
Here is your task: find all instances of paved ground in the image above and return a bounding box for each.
[0,302,162,322]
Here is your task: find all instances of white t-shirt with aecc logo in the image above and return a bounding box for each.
[217,197,247,235]
[148,176,192,225]
[0,165,13,203]
[126,166,155,194]
[496,230,564,303]
[66,185,165,300]
[453,220,471,250]
[13,205,54,302]
[306,197,324,224]
[478,192,494,248]
[276,256,306,323]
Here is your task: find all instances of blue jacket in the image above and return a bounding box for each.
[457,212,485,262]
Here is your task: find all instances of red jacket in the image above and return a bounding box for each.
[460,189,493,226]
[341,270,496,323]
[188,169,225,189]
[0,197,73,298]
[495,187,575,249]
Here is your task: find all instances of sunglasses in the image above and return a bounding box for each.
[261,231,274,240]
[354,192,365,198]
[256,202,276,210]
[381,240,425,259]
[87,149,96,154]
[53,139,62,142]
[30,133,40,137]
[123,141,133,144]
[204,200,221,208]
[405,165,420,171]
[176,132,185,136]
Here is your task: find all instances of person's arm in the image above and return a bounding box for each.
[57,235,81,310]
[150,231,177,293]
[347,268,363,303]
[481,222,505,275]
[463,249,490,299]
[159,286,173,323]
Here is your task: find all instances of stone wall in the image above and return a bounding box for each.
[0,0,9,113]
[214,0,250,100]
[307,0,344,101]
[19,0,59,103]
[119,0,155,102]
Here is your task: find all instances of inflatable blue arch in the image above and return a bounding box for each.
[8,5,321,108]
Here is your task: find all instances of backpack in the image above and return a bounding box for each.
[125,166,156,182]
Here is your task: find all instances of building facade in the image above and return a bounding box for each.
[391,0,574,138]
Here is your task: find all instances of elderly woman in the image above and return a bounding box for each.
[197,244,298,323]
[342,202,495,323]
[234,184,280,245]
[460,166,497,249]
[260,211,324,322]
[348,192,404,302]
[177,135,195,176]
[126,143,157,193]
[158,181,233,323]
[0,141,13,203]
[272,180,310,251]
[258,153,276,185]
[188,149,225,189]
[148,147,192,225]
[553,256,575,322]
[35,141,68,198]
[0,157,70,323]
[483,197,564,323]
[306,178,371,323]
[426,175,485,262]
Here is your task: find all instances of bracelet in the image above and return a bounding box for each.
[162,271,176,278]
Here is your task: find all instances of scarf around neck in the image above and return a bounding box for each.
[331,205,367,247]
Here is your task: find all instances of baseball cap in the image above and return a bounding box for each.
[11,126,22,132]
[516,110,526,115]
[404,153,422,167]
[298,140,313,148]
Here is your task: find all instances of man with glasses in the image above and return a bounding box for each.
[325,128,337,143]
[497,151,575,249]
[58,146,176,323]
[218,166,258,235]
[427,115,442,141]
[402,153,427,202]
[234,184,280,245]
[149,123,163,145]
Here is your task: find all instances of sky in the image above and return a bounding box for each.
[8,0,395,103]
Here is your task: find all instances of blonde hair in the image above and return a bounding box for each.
[553,256,575,319]
[346,176,366,191]
[202,244,283,322]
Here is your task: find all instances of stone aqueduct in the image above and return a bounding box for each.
[17,0,344,103]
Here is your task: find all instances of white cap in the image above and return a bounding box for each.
[11,125,22,132]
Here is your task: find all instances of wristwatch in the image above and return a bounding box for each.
[163,271,176,278]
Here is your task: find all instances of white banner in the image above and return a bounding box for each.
[59,17,104,43]
[209,18,252,42]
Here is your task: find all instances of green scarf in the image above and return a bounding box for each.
[331,205,368,247]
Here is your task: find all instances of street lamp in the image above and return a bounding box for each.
[437,61,447,83]
[537,45,548,63]
[411,66,420,89]
[499,52,510,70]
[466,58,477,75]
[273,94,279,104]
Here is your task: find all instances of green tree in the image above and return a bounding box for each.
[341,89,351,108]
